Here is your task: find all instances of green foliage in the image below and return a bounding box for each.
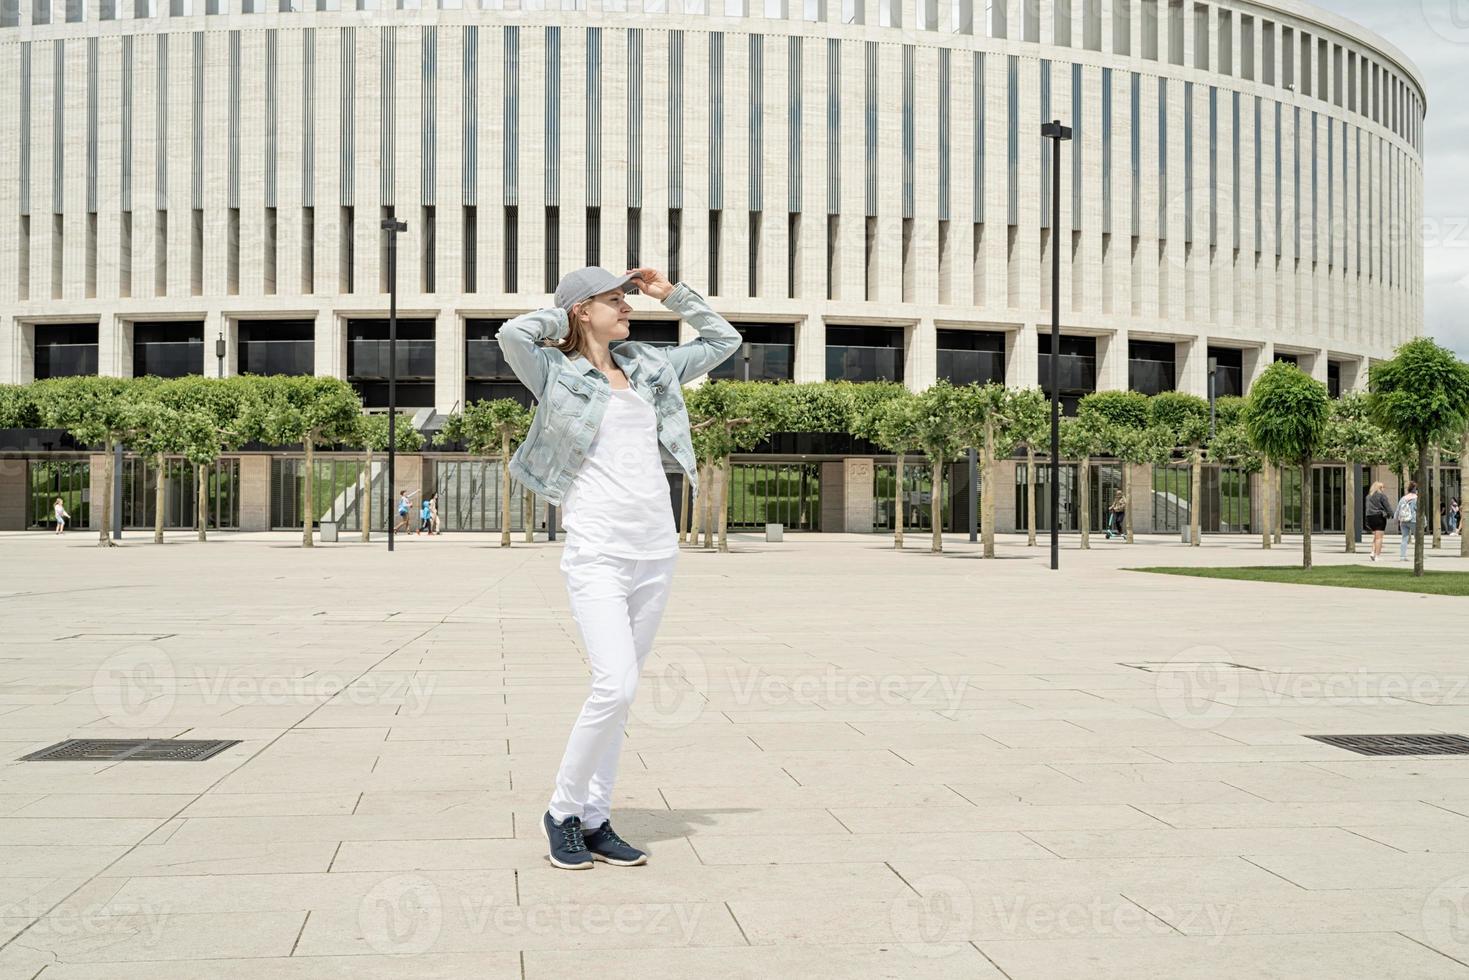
[437,399,533,456]
[1367,338,1469,456]
[0,384,41,428]
[1243,361,1331,465]
[969,384,1047,458]
[1078,390,1151,431]
[1149,391,1211,449]
[33,376,149,447]
[1214,395,1249,428]
[243,376,362,450]
[1059,412,1109,461]
[354,411,427,454]
[859,388,923,455]
[1323,392,1397,468]
[909,381,971,465]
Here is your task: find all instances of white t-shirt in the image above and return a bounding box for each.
[561,386,679,560]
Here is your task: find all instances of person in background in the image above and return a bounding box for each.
[418,494,432,535]
[53,497,70,535]
[1364,481,1391,562]
[428,492,442,535]
[1396,481,1419,562]
[1450,498,1462,536]
[395,489,419,535]
[1105,490,1127,540]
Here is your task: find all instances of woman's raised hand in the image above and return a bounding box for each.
[625,267,674,302]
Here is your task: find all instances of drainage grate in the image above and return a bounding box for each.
[1305,734,1469,757]
[19,739,241,762]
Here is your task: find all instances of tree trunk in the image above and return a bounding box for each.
[893,452,905,550]
[1189,448,1202,547]
[1274,465,1284,544]
[301,438,314,547]
[197,461,210,543]
[982,443,997,557]
[362,448,374,542]
[1025,445,1037,547]
[1345,461,1357,554]
[1416,444,1429,577]
[1301,455,1313,569]
[717,454,732,553]
[153,454,166,544]
[929,457,944,554]
[1260,462,1272,549]
[1432,447,1442,550]
[1079,456,1091,550]
[679,471,691,544]
[702,461,719,552]
[500,432,512,548]
[1123,462,1135,544]
[98,439,115,547]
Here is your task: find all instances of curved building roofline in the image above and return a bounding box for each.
[1244,0,1427,110]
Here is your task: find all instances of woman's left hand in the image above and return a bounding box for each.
[625,267,675,302]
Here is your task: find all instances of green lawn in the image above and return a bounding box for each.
[1129,565,1469,596]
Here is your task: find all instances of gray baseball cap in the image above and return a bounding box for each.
[554,267,637,311]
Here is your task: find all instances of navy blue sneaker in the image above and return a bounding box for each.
[583,821,648,866]
[542,812,594,870]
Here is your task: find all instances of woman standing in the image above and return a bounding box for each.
[497,266,739,871]
[428,492,442,535]
[1364,481,1391,562]
[1396,481,1420,561]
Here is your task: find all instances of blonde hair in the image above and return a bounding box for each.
[1369,481,1385,495]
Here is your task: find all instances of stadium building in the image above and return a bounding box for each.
[0,0,1430,536]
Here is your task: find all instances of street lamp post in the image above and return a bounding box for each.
[742,341,751,383]
[1041,119,1072,572]
[1207,356,1218,440]
[382,216,408,552]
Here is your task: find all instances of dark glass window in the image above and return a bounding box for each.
[238,320,315,377]
[1128,339,1176,395]
[133,321,204,379]
[1207,347,1243,398]
[346,318,435,408]
[34,323,99,379]
[826,325,904,383]
[936,329,1005,387]
[1037,333,1096,415]
[708,323,797,382]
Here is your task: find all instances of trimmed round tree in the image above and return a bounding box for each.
[353,412,426,541]
[856,386,923,550]
[1366,338,1469,576]
[1078,391,1152,543]
[1244,361,1331,569]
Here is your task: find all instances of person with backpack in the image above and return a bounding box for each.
[1364,481,1392,562]
[1395,482,1419,561]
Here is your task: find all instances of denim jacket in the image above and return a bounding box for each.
[495,284,741,507]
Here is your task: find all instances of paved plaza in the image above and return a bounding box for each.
[0,529,1467,979]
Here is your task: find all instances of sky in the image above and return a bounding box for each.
[1315,0,1469,357]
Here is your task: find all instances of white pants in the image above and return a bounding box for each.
[548,543,678,829]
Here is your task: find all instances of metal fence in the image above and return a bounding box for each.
[28,459,90,529]
[432,459,544,532]
[120,457,240,530]
[726,463,821,531]
[271,457,389,531]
